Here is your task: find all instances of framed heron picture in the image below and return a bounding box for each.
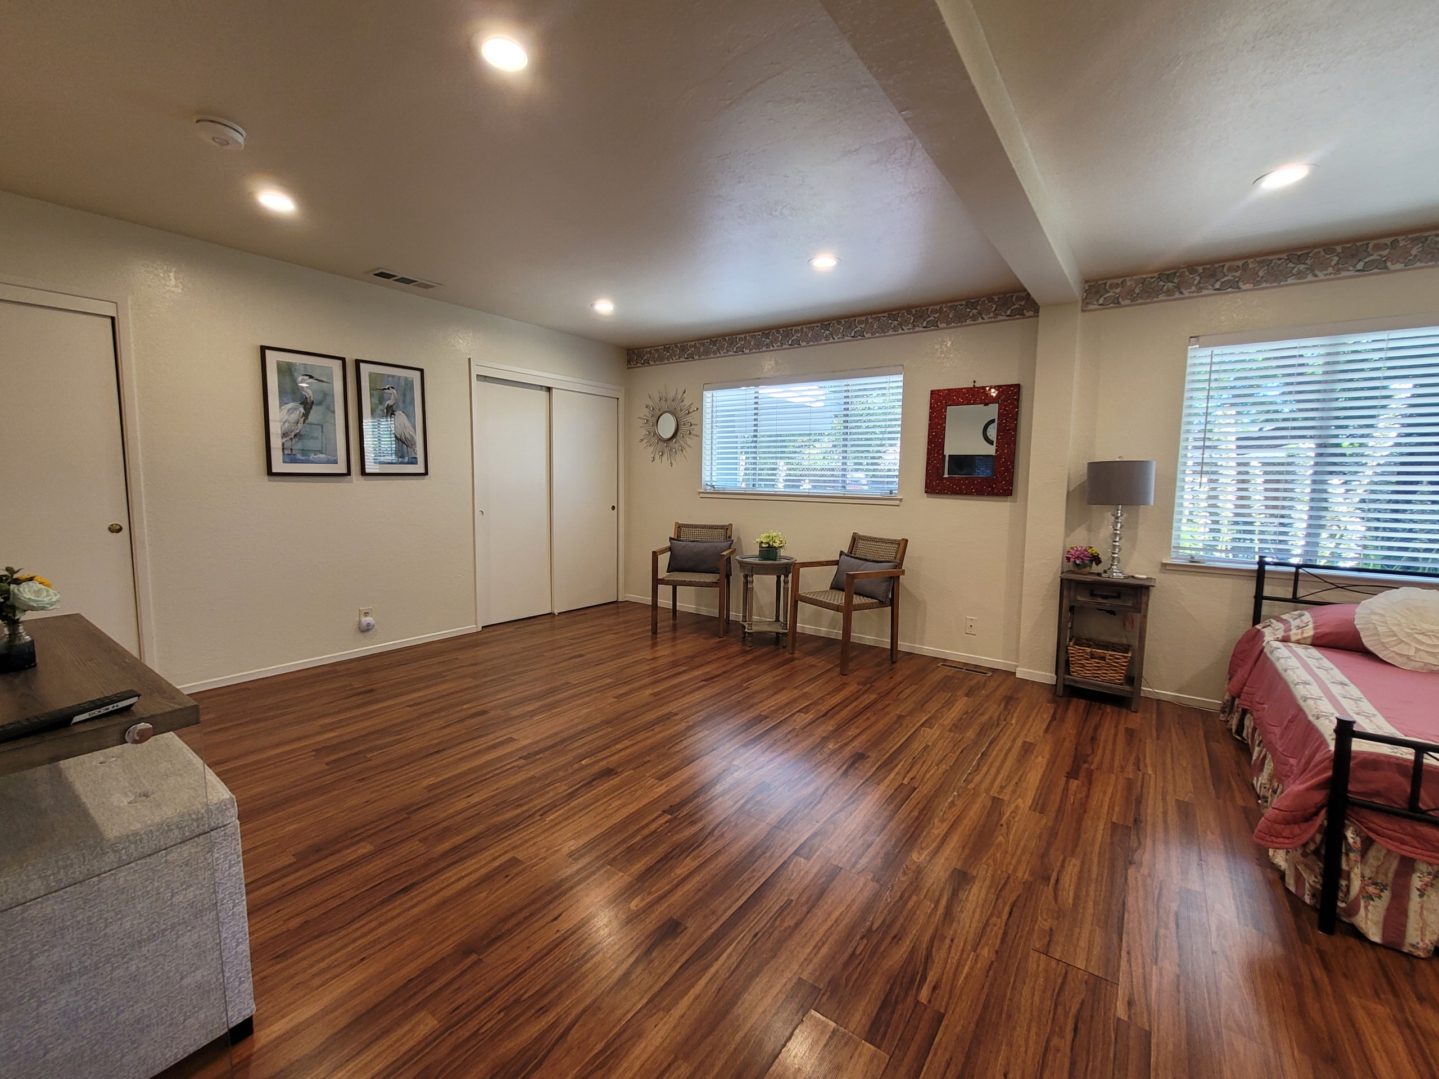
[260,346,350,475]
[356,359,428,475]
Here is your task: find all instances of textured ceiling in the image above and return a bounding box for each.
[0,0,1016,347]
[0,0,1435,347]
[970,0,1439,278]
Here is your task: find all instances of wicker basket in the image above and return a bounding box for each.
[1067,637,1131,684]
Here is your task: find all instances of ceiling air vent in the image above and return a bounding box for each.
[367,268,442,291]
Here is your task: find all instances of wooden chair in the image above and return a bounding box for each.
[788,533,907,675]
[651,522,735,637]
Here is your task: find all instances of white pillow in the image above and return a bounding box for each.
[1355,587,1439,672]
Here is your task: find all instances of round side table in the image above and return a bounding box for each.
[734,554,795,646]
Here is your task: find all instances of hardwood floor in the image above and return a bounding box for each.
[172,602,1439,1078]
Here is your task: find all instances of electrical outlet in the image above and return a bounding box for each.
[965,616,978,636]
[358,607,372,622]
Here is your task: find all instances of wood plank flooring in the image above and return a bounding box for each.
[171,603,1439,1078]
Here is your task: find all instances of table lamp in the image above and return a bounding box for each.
[1087,459,1155,579]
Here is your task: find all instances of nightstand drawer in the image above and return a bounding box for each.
[1069,580,1145,611]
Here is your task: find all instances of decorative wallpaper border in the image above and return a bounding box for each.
[625,291,1038,368]
[1083,229,1439,310]
[627,229,1439,366]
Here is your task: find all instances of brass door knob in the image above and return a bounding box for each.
[108,523,124,533]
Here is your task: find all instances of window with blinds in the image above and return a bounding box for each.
[701,370,903,497]
[1173,322,1439,572]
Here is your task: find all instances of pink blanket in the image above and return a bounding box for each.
[1227,608,1439,863]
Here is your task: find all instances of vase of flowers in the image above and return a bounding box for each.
[1,567,61,673]
[756,530,786,561]
[1064,545,1103,573]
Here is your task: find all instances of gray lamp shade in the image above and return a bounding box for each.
[1087,459,1155,506]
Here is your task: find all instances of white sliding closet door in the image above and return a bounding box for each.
[473,377,552,625]
[550,388,618,613]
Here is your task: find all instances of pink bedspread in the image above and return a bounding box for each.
[1227,618,1439,863]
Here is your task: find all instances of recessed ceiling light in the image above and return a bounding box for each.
[592,298,615,316]
[809,253,839,271]
[255,188,297,214]
[480,35,528,72]
[1255,163,1312,191]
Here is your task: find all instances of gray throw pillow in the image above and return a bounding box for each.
[667,538,730,574]
[829,551,898,603]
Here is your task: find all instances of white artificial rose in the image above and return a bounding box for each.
[10,580,60,611]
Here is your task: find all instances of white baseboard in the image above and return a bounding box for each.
[1144,688,1222,711]
[638,604,1214,713]
[1015,667,1057,685]
[623,594,1016,674]
[1017,664,1219,710]
[178,625,479,694]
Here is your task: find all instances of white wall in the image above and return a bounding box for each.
[1072,267,1439,704]
[0,192,624,689]
[625,317,1038,668]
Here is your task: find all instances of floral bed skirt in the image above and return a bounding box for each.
[1223,700,1439,956]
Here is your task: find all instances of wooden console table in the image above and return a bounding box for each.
[0,614,198,777]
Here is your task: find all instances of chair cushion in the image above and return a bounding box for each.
[667,538,729,574]
[658,572,721,586]
[829,551,898,603]
[798,588,885,612]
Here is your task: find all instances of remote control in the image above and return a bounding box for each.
[0,690,142,744]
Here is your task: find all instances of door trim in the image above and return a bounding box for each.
[0,279,155,664]
[469,359,625,629]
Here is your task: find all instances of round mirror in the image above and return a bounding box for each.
[655,411,679,441]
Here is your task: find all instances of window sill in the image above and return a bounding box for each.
[698,490,902,507]
[1160,559,1257,579]
[1162,558,1439,589]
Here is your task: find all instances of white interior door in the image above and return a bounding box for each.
[1,298,140,652]
[551,388,619,613]
[473,376,552,625]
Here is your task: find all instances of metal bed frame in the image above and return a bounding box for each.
[1249,556,1439,936]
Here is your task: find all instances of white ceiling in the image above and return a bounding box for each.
[971,0,1439,279]
[0,1,1435,347]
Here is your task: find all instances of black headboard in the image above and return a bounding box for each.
[1251,556,1439,625]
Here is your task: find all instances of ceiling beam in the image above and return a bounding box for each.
[821,0,1083,304]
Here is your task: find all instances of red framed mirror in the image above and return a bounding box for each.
[924,383,1021,496]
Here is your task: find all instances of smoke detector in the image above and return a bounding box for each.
[194,117,247,151]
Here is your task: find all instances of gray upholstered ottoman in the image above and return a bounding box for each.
[0,734,254,1078]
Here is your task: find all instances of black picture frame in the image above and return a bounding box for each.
[355,358,429,476]
[260,346,351,476]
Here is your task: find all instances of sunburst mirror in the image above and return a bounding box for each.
[639,387,697,465]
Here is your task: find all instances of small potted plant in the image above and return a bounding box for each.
[1064,545,1103,574]
[756,530,786,561]
[1,566,61,673]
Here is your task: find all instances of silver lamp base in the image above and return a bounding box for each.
[1100,504,1128,578]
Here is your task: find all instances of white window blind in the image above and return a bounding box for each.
[1173,323,1439,572]
[702,370,902,497]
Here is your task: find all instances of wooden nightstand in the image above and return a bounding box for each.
[1055,572,1155,712]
